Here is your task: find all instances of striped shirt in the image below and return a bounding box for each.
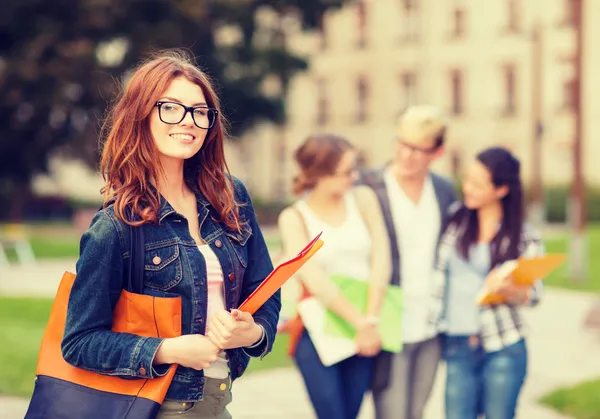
[425,207,545,352]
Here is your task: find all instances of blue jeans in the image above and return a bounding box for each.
[294,332,375,419]
[443,335,527,419]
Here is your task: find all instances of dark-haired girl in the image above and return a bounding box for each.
[428,147,544,419]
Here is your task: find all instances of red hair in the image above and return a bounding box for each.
[100,50,240,230]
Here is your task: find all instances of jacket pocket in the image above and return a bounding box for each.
[225,226,252,268]
[143,244,183,290]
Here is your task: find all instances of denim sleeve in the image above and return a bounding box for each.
[61,210,166,378]
[234,179,281,359]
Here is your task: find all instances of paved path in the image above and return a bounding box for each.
[0,258,77,297]
[2,260,600,418]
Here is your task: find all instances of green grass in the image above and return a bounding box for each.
[2,223,80,261]
[542,225,600,293]
[540,378,600,419]
[0,297,53,398]
[4,237,80,262]
[0,296,293,398]
[245,333,294,374]
[265,237,281,254]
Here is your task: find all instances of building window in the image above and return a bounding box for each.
[451,8,466,38]
[502,65,517,115]
[316,78,328,126]
[399,72,418,115]
[357,0,368,49]
[506,0,521,32]
[450,69,464,115]
[398,0,419,42]
[356,76,369,123]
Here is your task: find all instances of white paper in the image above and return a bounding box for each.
[476,259,519,304]
[297,297,357,366]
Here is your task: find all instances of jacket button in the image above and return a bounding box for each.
[152,256,161,265]
[228,273,234,281]
[139,367,147,376]
[215,239,222,248]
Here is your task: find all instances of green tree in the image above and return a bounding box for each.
[0,0,346,219]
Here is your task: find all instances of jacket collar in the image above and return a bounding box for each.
[157,188,210,222]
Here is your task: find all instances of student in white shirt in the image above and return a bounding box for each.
[361,106,458,419]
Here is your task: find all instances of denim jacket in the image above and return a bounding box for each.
[61,177,281,402]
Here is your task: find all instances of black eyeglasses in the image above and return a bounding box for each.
[399,140,439,155]
[154,102,218,129]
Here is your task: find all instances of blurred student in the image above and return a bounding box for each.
[430,147,544,419]
[361,105,458,419]
[278,133,391,419]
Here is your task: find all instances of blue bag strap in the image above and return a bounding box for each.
[127,222,145,294]
[99,203,145,294]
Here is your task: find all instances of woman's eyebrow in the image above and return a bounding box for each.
[159,96,208,107]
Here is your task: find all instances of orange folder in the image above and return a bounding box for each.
[477,253,566,305]
[238,232,324,314]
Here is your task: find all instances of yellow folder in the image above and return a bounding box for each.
[477,253,566,305]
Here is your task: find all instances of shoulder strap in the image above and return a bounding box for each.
[99,203,145,294]
[290,205,309,241]
[361,174,401,287]
[127,224,145,294]
[122,206,145,294]
[431,174,458,232]
[287,205,310,298]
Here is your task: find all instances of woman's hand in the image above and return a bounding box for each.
[354,320,382,357]
[496,276,531,305]
[485,270,530,305]
[206,309,263,350]
[154,334,220,370]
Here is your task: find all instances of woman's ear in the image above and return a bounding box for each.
[496,185,509,200]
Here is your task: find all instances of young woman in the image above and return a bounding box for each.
[429,147,544,419]
[61,51,281,418]
[278,134,391,419]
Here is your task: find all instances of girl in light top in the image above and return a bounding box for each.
[278,134,391,419]
[430,147,544,419]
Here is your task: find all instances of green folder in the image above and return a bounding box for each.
[324,275,404,353]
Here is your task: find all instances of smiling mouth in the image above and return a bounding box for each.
[169,133,196,142]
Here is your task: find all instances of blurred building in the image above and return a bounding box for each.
[228,0,600,202]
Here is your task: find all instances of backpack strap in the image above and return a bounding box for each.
[359,170,401,286]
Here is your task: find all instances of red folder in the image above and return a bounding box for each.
[238,232,324,314]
